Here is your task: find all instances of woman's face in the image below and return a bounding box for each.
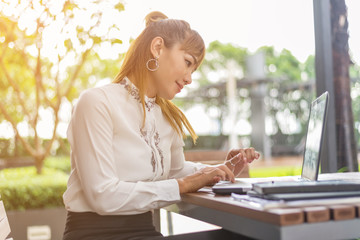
[148,43,197,100]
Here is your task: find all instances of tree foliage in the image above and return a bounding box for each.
[196,40,248,87]
[180,41,315,144]
[0,0,124,173]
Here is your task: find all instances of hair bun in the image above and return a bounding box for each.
[145,11,168,27]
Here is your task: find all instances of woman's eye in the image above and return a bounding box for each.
[185,60,192,67]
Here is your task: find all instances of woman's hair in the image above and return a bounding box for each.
[113,11,205,143]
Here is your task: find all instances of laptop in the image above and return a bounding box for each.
[213,91,360,195]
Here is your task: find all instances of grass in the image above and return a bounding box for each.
[44,155,71,174]
[249,166,302,178]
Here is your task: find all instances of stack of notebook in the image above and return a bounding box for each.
[248,180,360,201]
[213,92,360,202]
[246,92,360,201]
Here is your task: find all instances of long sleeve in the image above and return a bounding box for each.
[168,133,208,179]
[63,84,182,215]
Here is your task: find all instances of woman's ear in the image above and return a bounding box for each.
[150,37,164,58]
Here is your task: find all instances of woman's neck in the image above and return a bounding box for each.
[127,73,156,98]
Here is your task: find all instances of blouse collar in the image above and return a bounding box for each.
[120,77,156,111]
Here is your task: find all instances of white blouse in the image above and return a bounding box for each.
[63,77,205,215]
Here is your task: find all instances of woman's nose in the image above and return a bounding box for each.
[184,73,192,85]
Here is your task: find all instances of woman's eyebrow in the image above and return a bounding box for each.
[191,55,200,72]
[189,54,198,65]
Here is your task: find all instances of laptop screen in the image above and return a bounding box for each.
[301,92,329,181]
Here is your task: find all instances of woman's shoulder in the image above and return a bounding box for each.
[79,83,124,101]
[73,84,126,116]
[72,85,117,113]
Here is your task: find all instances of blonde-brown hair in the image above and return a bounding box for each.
[113,11,205,143]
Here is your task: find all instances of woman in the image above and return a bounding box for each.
[62,11,260,240]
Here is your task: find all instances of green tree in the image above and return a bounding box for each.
[258,46,302,81]
[350,62,360,148]
[176,41,249,135]
[260,46,315,139]
[0,0,124,173]
[303,55,316,81]
[197,40,248,87]
[180,41,313,139]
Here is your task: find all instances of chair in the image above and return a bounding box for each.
[0,200,12,240]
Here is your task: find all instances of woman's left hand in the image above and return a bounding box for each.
[224,148,260,177]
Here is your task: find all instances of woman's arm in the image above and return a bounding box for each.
[169,139,260,193]
[67,89,181,215]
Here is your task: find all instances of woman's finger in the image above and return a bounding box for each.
[226,148,240,160]
[238,149,247,162]
[217,164,235,182]
[203,167,227,181]
[244,147,254,160]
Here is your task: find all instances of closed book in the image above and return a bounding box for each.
[247,190,360,201]
[252,180,360,194]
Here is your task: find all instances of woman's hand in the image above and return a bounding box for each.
[176,165,235,194]
[176,148,260,194]
[224,148,260,177]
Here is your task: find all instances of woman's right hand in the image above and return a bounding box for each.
[176,165,234,194]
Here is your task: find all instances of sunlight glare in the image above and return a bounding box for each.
[18,7,38,35]
[36,107,55,139]
[0,121,14,139]
[17,121,30,138]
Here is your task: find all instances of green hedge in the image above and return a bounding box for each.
[0,167,68,211]
[44,156,71,174]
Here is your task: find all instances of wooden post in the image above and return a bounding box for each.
[330,0,358,172]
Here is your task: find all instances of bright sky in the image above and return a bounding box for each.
[1,0,359,139]
[120,0,360,64]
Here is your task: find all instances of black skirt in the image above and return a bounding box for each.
[62,211,163,240]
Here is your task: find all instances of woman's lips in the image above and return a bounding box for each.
[176,82,183,92]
